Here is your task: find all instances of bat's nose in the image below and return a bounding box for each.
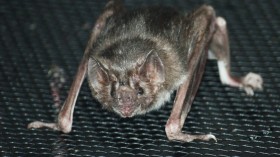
[117,86,136,103]
[119,91,135,103]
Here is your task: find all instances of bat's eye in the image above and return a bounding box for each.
[138,87,144,95]
[110,87,115,97]
[110,82,117,97]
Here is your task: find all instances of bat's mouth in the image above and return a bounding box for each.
[120,114,133,118]
[112,103,139,118]
[119,105,135,117]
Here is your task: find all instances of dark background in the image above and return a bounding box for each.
[1,0,279,156]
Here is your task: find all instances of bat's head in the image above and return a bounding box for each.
[87,49,165,118]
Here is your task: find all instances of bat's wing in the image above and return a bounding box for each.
[28,0,124,133]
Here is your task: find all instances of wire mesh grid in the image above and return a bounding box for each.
[0,0,279,156]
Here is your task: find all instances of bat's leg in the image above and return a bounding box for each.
[166,5,217,142]
[209,17,263,95]
[28,0,124,133]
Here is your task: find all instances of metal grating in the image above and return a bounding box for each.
[1,0,280,156]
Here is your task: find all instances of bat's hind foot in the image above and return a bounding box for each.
[241,72,263,96]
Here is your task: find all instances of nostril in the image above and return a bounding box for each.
[123,95,132,102]
[122,92,132,99]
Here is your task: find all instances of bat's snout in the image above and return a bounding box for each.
[116,87,137,117]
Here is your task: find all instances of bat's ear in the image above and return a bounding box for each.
[88,58,110,89]
[139,51,165,84]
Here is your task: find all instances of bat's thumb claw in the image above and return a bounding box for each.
[205,134,217,142]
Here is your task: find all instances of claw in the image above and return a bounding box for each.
[202,134,217,142]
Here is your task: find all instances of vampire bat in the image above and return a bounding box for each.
[28,0,263,142]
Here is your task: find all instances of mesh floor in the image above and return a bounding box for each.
[1,0,280,156]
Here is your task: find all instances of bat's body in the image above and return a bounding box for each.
[28,0,263,142]
[88,7,194,117]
